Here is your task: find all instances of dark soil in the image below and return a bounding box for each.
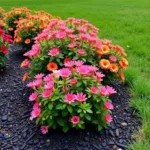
[0,46,140,150]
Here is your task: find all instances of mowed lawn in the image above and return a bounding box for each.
[1,0,150,149]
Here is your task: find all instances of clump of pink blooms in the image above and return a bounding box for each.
[27,60,117,134]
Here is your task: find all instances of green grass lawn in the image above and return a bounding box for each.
[1,0,150,149]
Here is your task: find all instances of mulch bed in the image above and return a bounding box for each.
[0,45,140,150]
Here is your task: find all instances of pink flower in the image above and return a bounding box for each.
[78,27,86,33]
[33,79,42,88]
[64,61,74,68]
[70,78,77,86]
[109,56,117,62]
[41,126,48,134]
[96,72,105,78]
[44,74,55,82]
[42,90,52,98]
[27,81,35,89]
[56,32,66,40]
[75,93,87,102]
[89,66,98,74]
[71,116,80,124]
[68,43,75,49]
[64,93,76,104]
[106,86,117,95]
[29,92,38,101]
[31,108,41,119]
[1,46,8,54]
[104,102,114,110]
[66,28,74,34]
[90,87,98,94]
[44,81,54,90]
[62,86,69,92]
[77,49,85,56]
[59,68,72,79]
[76,65,89,75]
[100,86,109,96]
[74,60,84,67]
[68,34,76,41]
[105,114,113,123]
[48,47,60,57]
[35,73,44,79]
[33,102,40,110]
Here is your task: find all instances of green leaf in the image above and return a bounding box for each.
[67,105,73,113]
[86,109,93,113]
[56,103,64,110]
[57,118,65,126]
[48,103,53,110]
[63,125,69,133]
[85,114,91,121]
[62,110,68,117]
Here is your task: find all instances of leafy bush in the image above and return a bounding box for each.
[0,24,12,67]
[3,7,32,38]
[27,62,116,133]
[23,18,128,82]
[14,11,61,50]
[0,7,5,19]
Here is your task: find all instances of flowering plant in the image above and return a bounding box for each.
[0,7,5,19]
[14,11,61,50]
[27,61,116,133]
[0,24,12,67]
[2,7,32,37]
[23,18,128,82]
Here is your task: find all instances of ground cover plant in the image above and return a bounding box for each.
[14,11,61,50]
[0,0,150,149]
[0,24,12,68]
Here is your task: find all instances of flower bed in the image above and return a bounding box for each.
[20,18,128,133]
[14,11,61,50]
[2,7,32,38]
[0,24,12,68]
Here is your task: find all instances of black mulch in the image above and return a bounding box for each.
[0,46,140,150]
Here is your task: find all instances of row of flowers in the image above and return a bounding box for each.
[0,6,128,134]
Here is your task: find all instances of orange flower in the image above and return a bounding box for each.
[99,59,110,70]
[31,28,36,31]
[110,63,119,73]
[47,62,58,71]
[119,58,128,69]
[96,45,110,55]
[8,27,14,31]
[22,72,28,82]
[96,48,103,56]
[119,72,125,82]
[26,22,34,28]
[39,24,47,29]
[15,37,22,43]
[102,45,110,55]
[25,39,31,44]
